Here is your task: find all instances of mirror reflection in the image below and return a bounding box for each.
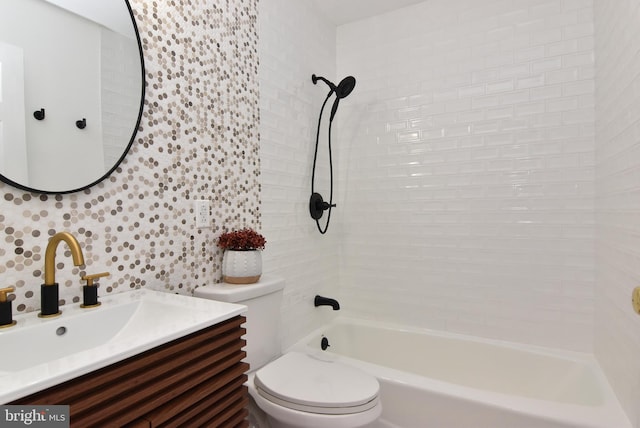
[0,0,144,193]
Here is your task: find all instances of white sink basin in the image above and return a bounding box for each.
[0,289,246,403]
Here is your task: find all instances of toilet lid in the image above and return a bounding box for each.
[254,352,379,415]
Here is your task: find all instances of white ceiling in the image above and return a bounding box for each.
[311,0,427,26]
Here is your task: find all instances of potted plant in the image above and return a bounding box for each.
[217,228,266,284]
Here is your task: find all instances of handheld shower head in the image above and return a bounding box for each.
[329,76,356,121]
[312,74,356,99]
[336,76,356,99]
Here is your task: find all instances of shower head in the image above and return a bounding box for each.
[329,76,356,121]
[312,74,356,98]
[312,74,357,121]
[336,76,356,99]
[330,76,356,121]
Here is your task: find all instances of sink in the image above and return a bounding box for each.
[0,289,246,403]
[0,300,139,372]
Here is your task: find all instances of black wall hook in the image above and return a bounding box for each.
[33,109,45,120]
[75,118,86,129]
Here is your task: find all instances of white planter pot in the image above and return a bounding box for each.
[222,250,262,284]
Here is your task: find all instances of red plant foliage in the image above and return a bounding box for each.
[217,228,266,250]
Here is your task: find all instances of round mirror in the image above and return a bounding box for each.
[0,0,144,194]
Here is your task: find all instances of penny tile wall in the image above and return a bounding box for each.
[0,0,261,314]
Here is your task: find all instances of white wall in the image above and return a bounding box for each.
[336,0,596,351]
[0,42,28,184]
[43,0,136,38]
[0,0,104,190]
[594,1,640,426]
[258,0,340,348]
[101,27,141,171]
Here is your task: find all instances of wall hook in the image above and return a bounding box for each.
[33,109,45,120]
[75,118,86,129]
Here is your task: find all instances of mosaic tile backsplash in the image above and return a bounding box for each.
[0,0,261,314]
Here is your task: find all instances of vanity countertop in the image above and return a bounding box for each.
[0,289,246,403]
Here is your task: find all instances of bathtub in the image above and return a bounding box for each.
[290,318,631,428]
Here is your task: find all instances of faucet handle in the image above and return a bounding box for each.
[0,286,16,328]
[0,287,15,303]
[80,272,108,309]
[81,272,110,286]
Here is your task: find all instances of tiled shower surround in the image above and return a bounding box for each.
[336,0,596,352]
[257,0,340,347]
[595,1,640,426]
[0,0,261,312]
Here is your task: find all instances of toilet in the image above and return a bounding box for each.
[193,276,381,428]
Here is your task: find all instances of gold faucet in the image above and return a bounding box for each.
[44,232,85,285]
[40,232,85,317]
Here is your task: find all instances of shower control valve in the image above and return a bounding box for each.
[309,192,335,220]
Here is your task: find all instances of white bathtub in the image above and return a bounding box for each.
[290,318,631,428]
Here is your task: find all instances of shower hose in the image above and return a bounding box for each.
[310,92,335,234]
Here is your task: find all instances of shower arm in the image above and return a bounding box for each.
[312,74,336,93]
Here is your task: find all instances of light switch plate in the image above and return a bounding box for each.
[195,200,210,228]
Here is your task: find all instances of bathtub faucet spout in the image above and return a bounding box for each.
[314,295,340,310]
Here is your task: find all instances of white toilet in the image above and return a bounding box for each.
[193,276,382,428]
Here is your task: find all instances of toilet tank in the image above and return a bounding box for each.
[193,276,285,371]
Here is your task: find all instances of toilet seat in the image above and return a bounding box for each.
[254,352,379,415]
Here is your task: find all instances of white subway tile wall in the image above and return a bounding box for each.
[258,0,340,348]
[594,1,640,426]
[100,28,141,171]
[335,0,595,351]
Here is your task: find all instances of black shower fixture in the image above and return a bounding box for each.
[331,76,356,121]
[312,74,357,121]
[310,73,356,234]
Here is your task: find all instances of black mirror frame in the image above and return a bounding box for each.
[0,0,146,195]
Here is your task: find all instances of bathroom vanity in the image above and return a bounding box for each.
[0,290,248,427]
[11,316,248,427]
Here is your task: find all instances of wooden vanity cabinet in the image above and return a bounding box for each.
[11,315,249,428]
